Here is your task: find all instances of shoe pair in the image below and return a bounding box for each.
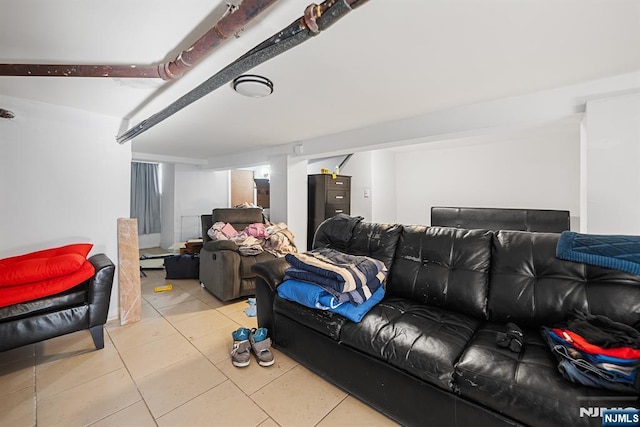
[231,327,275,367]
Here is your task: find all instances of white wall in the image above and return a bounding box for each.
[340,152,373,221]
[584,92,640,234]
[173,165,229,241]
[270,155,308,251]
[286,158,308,252]
[0,95,130,320]
[371,150,397,224]
[307,156,344,175]
[138,233,161,249]
[394,125,581,227]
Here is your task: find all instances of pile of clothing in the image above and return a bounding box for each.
[542,310,640,393]
[207,221,297,257]
[277,248,387,323]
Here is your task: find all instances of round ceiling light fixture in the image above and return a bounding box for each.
[232,74,274,98]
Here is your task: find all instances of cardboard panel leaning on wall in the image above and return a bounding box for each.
[0,95,130,321]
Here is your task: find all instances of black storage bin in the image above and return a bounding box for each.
[164,254,200,279]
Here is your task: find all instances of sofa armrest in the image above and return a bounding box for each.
[87,253,115,326]
[252,257,290,339]
[251,257,290,292]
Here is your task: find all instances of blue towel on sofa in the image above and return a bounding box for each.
[277,279,385,323]
[556,231,640,275]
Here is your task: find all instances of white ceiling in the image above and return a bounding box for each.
[1,0,639,162]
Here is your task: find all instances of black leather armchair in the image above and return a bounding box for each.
[200,208,275,301]
[0,253,115,352]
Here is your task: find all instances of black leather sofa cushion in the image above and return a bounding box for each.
[489,231,640,328]
[314,218,402,268]
[340,297,480,391]
[388,226,492,319]
[0,283,87,321]
[274,295,348,341]
[454,322,621,427]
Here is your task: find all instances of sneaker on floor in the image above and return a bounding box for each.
[250,327,275,367]
[231,327,251,367]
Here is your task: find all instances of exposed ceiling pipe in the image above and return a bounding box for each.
[117,0,370,144]
[0,64,162,79]
[0,0,279,81]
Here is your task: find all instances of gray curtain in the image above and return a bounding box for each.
[130,162,161,235]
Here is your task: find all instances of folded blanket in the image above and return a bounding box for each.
[277,279,385,323]
[285,248,386,305]
[284,268,382,305]
[556,231,640,275]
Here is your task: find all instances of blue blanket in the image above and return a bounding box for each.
[285,248,387,305]
[277,279,385,323]
[556,231,640,276]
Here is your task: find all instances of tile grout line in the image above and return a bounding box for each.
[150,278,290,427]
[124,274,238,423]
[244,363,298,427]
[33,336,150,426]
[85,400,155,427]
[34,345,125,405]
[32,344,37,427]
[102,326,159,426]
[313,394,350,427]
[152,379,245,425]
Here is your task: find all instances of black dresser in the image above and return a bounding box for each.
[307,174,351,249]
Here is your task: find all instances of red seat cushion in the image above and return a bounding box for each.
[0,260,96,308]
[0,243,93,287]
[0,243,92,266]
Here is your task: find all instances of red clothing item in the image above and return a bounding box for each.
[553,328,640,360]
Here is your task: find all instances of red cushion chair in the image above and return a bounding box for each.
[0,244,95,307]
[0,244,115,352]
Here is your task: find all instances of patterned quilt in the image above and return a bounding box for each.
[556,231,640,276]
[284,248,387,305]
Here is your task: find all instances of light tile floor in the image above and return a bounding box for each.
[0,268,398,427]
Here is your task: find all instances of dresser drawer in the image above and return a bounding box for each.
[326,176,350,190]
[325,204,350,217]
[327,189,349,204]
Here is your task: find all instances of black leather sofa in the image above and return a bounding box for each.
[0,254,115,352]
[253,216,640,427]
